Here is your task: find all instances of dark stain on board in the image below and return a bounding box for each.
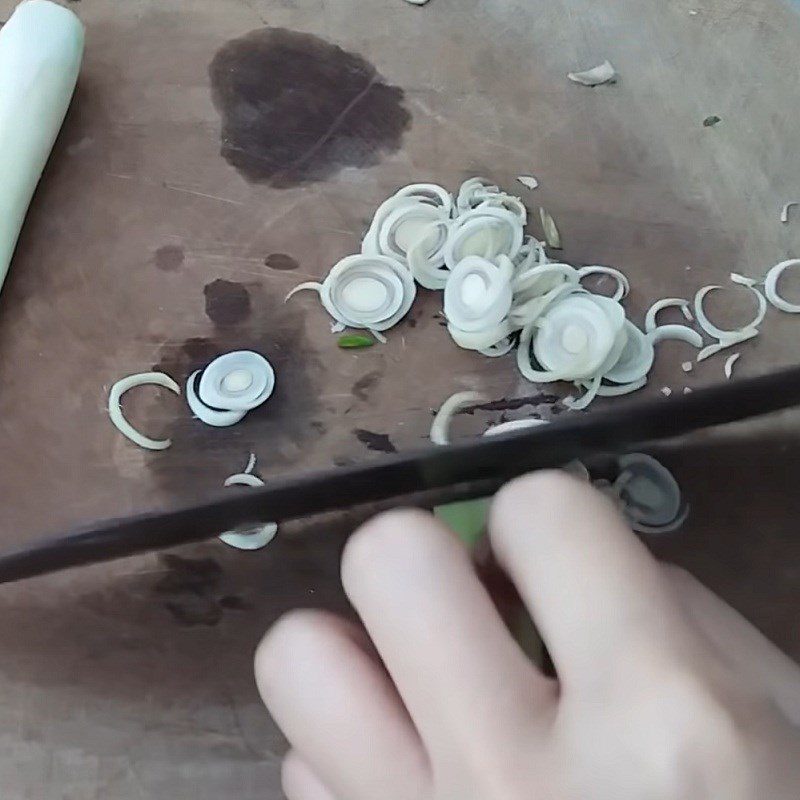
[351,370,382,401]
[353,428,397,454]
[204,279,252,326]
[148,281,323,502]
[208,27,411,187]
[471,393,561,413]
[154,244,185,272]
[154,554,222,596]
[265,253,300,271]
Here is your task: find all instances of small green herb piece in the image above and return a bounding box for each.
[338,334,375,350]
[703,115,721,127]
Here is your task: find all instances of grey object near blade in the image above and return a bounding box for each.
[2,365,800,585]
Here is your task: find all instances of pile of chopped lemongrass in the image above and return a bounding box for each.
[288,177,800,407]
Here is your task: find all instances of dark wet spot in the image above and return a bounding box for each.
[203,279,251,326]
[208,27,411,187]
[265,253,299,271]
[333,455,356,467]
[148,281,322,502]
[219,595,250,611]
[164,597,223,627]
[154,554,222,596]
[406,316,417,328]
[351,370,382,401]
[310,420,327,434]
[353,429,396,454]
[154,244,185,272]
[472,393,561,413]
[437,320,448,327]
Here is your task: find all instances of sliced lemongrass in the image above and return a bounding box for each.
[430,390,487,445]
[407,220,451,289]
[694,283,766,339]
[444,207,524,269]
[285,281,322,302]
[577,265,629,301]
[448,318,513,351]
[764,258,800,313]
[393,183,453,215]
[244,453,257,474]
[378,202,449,265]
[219,473,278,551]
[539,207,562,249]
[456,177,500,211]
[697,329,757,362]
[483,418,548,436]
[199,351,275,412]
[320,254,416,331]
[444,255,513,332]
[647,324,703,348]
[781,202,798,223]
[568,60,617,86]
[724,352,740,379]
[615,453,681,528]
[565,373,602,410]
[604,321,654,384]
[516,175,539,191]
[186,370,247,428]
[596,378,647,397]
[644,297,691,332]
[108,372,180,450]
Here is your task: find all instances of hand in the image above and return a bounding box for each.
[255,471,800,800]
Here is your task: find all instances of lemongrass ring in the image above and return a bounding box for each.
[407,220,451,289]
[448,319,513,352]
[444,207,523,269]
[516,320,566,382]
[393,183,453,216]
[430,390,487,445]
[378,203,449,265]
[361,195,419,255]
[764,259,800,313]
[108,372,180,450]
[444,256,513,332]
[457,177,500,211]
[644,298,691,332]
[694,284,766,339]
[577,266,629,301]
[604,321,654,384]
[199,351,275,412]
[219,473,278,551]
[479,337,516,358]
[647,325,703,348]
[513,263,578,298]
[509,281,577,329]
[475,194,528,225]
[186,370,247,427]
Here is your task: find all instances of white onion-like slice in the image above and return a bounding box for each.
[244,453,257,474]
[444,207,523,269]
[377,202,449,265]
[694,283,766,339]
[320,254,416,332]
[764,258,800,313]
[568,60,617,86]
[479,337,515,358]
[448,318,513,352]
[509,280,577,329]
[539,208,562,249]
[629,504,690,535]
[476,194,527,225]
[108,372,180,450]
[615,453,681,529]
[517,318,565,383]
[361,195,419,255]
[430,391,486,445]
[730,272,758,287]
[516,176,539,191]
[199,351,275,412]
[604,321,654,384]
[285,281,322,302]
[513,262,578,300]
[724,353,740,379]
[644,298,691,333]
[647,324,703,348]
[577,265,629,301]
[565,373,602,410]
[483,418,548,436]
[186,370,247,427]
[218,473,278,551]
[697,329,757,362]
[513,236,549,273]
[444,255,513,332]
[781,202,798,223]
[407,220,451,290]
[596,378,647,397]
[456,177,500,211]
[393,183,453,216]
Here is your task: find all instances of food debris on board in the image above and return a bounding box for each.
[108,372,181,450]
[219,457,278,551]
[703,115,722,127]
[724,353,740,379]
[567,60,617,87]
[516,175,539,191]
[780,202,798,223]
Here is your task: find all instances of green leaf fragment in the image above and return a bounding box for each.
[337,335,375,350]
[434,498,490,549]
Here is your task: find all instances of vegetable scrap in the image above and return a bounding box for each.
[703,115,721,127]
[567,60,618,87]
[108,372,180,450]
[218,460,278,551]
[765,259,800,313]
[724,353,740,380]
[780,202,798,223]
[338,334,375,349]
[539,208,562,249]
[516,176,539,191]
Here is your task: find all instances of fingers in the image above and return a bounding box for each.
[256,610,429,800]
[665,565,800,725]
[490,471,682,685]
[342,509,553,756]
[282,751,337,800]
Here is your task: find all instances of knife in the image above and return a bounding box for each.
[1,364,799,585]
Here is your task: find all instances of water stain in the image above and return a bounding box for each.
[353,428,397,454]
[351,370,382,401]
[148,281,323,502]
[203,278,252,326]
[154,554,222,596]
[164,597,223,627]
[265,253,300,271]
[154,244,185,272]
[208,27,411,187]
